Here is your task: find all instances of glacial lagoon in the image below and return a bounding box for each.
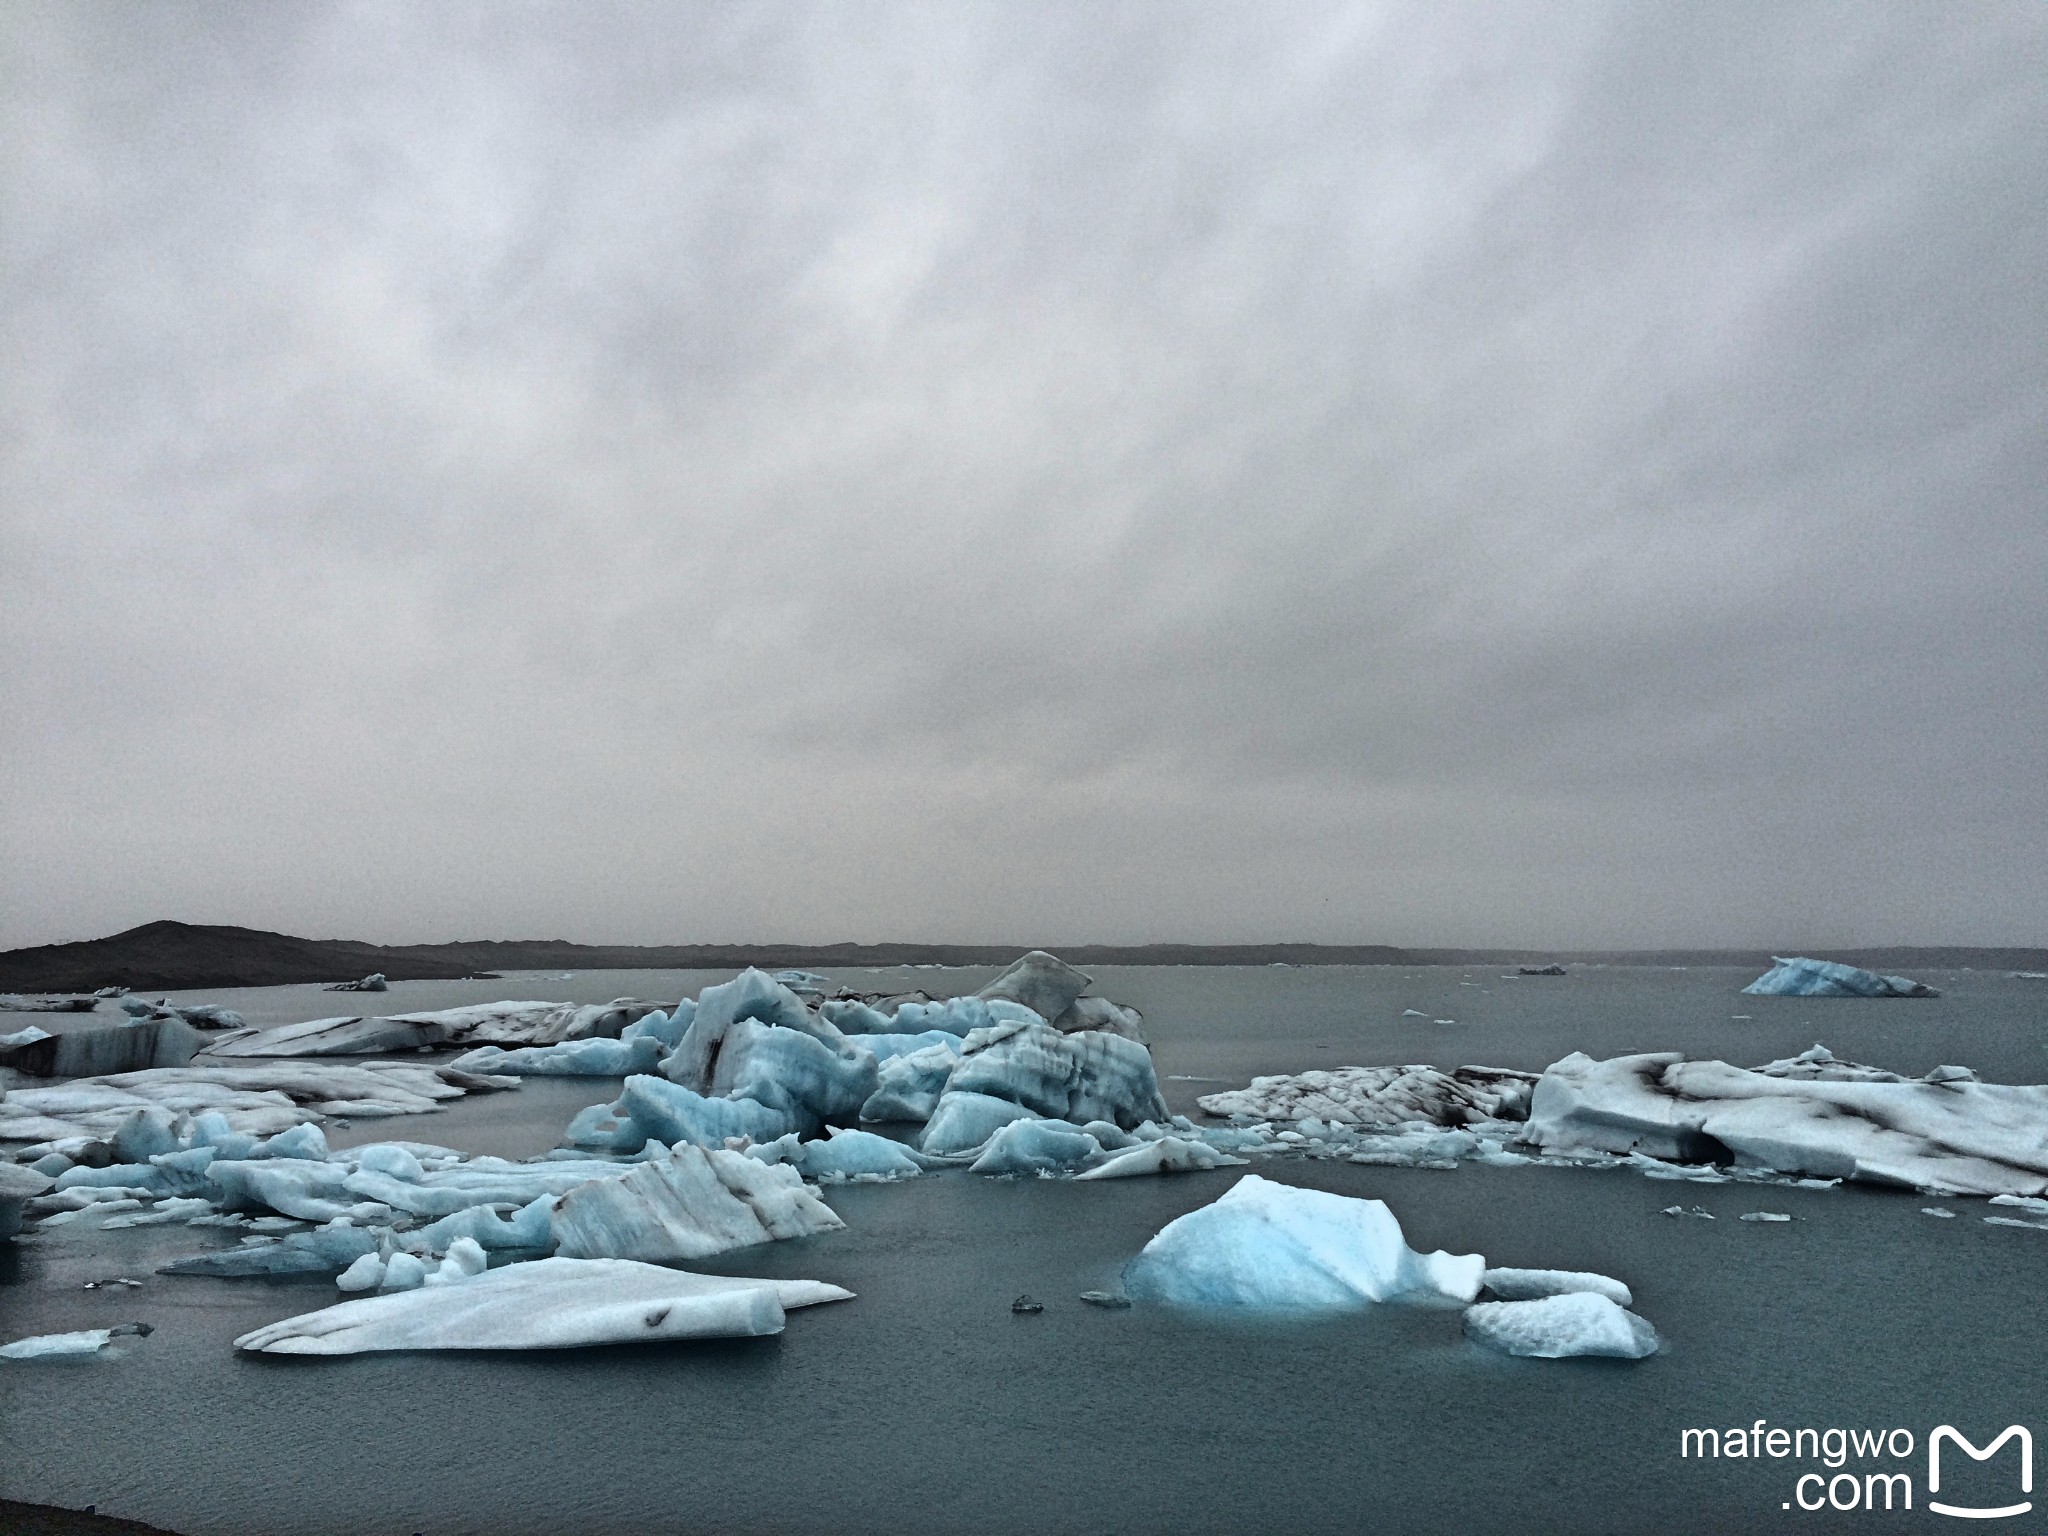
[4,965,2046,1534]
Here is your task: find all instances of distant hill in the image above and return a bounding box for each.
[1,921,2040,994]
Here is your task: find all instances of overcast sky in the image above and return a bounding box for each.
[3,2,2044,951]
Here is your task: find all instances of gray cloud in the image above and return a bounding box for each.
[4,1,2044,948]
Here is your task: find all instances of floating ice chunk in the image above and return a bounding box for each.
[819,1000,897,1035]
[974,951,1091,1022]
[1123,1174,1484,1308]
[859,1031,964,1065]
[797,1129,925,1181]
[205,998,666,1057]
[1480,1268,1632,1306]
[0,1161,57,1239]
[423,1237,489,1286]
[413,1196,555,1254]
[621,1002,694,1051]
[101,1197,216,1228]
[1,1328,128,1360]
[252,1123,330,1161]
[354,1144,425,1181]
[1464,1292,1658,1359]
[448,1035,665,1077]
[1047,996,1145,1041]
[235,1256,853,1354]
[1525,1049,2048,1196]
[662,970,825,1091]
[381,1251,428,1290]
[161,1220,378,1276]
[859,1044,960,1124]
[561,1103,649,1154]
[969,1119,1102,1175]
[208,1159,358,1221]
[550,1143,842,1262]
[920,1091,1038,1156]
[615,1074,798,1149]
[944,1018,1170,1129]
[1073,1136,1247,1180]
[1739,1212,1793,1222]
[336,1253,385,1292]
[1196,1065,1536,1128]
[1742,957,1938,998]
[695,1018,877,1134]
[341,1157,633,1219]
[1922,1206,1956,1218]
[1657,1205,1715,1219]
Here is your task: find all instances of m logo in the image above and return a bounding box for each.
[1929,1425,2032,1519]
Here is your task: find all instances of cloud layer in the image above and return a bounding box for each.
[5,2,2044,948]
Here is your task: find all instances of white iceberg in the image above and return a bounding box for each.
[937,1017,1170,1130]
[1524,1050,2048,1196]
[1123,1174,1484,1308]
[235,1256,853,1354]
[0,1160,56,1239]
[1742,957,1938,998]
[1464,1292,1658,1359]
[919,1091,1039,1156]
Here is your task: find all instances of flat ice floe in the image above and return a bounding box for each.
[204,999,668,1057]
[1464,1292,1659,1359]
[232,1256,853,1354]
[1524,1048,2048,1196]
[1123,1174,1484,1307]
[1480,1267,1632,1306]
[0,1062,512,1155]
[1742,956,1938,998]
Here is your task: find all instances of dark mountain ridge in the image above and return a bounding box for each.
[1,921,2041,994]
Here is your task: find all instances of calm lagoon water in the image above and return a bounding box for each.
[4,965,2045,1535]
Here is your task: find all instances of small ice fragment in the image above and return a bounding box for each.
[1739,1212,1792,1223]
[1481,1268,1631,1306]
[1078,1290,1131,1309]
[1984,1216,2048,1233]
[1921,1207,1955,1218]
[1,1328,119,1359]
[1464,1292,1659,1360]
[336,1253,386,1292]
[380,1252,428,1291]
[1656,1205,1715,1219]
[1401,1009,1427,1017]
[1011,1295,1044,1314]
[1432,1019,1456,1025]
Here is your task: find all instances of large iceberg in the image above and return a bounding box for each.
[1123,1174,1484,1308]
[924,1017,1169,1146]
[974,950,1093,1022]
[0,1016,210,1078]
[1742,957,1938,998]
[1524,1049,2048,1195]
[1464,1292,1659,1359]
[233,1256,853,1354]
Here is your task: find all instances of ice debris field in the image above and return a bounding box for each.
[4,951,2040,1365]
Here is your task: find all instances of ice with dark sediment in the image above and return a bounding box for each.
[233,1256,854,1354]
[1523,1048,2048,1195]
[0,1160,56,1238]
[1196,1064,1538,1127]
[0,1017,211,1078]
[1123,1174,1485,1308]
[1741,956,1938,998]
